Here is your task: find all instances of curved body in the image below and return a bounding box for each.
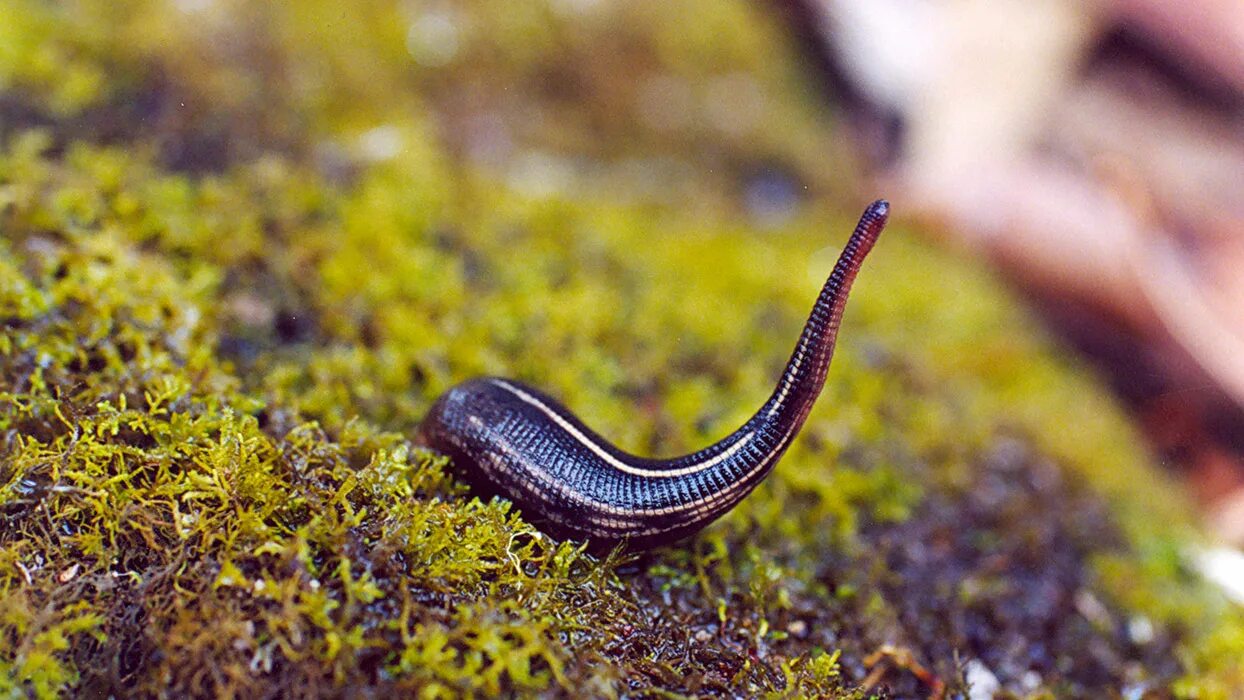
[418,200,889,549]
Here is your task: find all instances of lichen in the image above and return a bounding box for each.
[2,0,1243,697]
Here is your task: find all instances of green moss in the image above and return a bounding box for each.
[2,0,1243,697]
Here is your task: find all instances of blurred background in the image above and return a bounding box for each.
[795,0,1244,545]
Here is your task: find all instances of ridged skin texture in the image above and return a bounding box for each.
[418,201,890,549]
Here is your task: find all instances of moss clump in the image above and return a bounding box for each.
[3,0,1243,697]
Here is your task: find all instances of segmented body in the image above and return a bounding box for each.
[417,200,889,549]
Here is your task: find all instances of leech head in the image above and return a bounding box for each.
[759,199,889,431]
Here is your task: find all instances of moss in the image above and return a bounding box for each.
[2,0,1243,697]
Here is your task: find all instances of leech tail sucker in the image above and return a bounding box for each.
[417,200,890,550]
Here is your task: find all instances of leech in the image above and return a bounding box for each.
[417,200,889,549]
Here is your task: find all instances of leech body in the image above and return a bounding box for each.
[418,200,890,549]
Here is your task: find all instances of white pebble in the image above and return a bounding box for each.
[965,659,1000,700]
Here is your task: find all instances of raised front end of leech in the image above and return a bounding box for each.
[416,200,890,549]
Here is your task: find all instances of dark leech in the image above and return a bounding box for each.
[418,201,890,549]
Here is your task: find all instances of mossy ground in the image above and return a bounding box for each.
[2,0,1243,697]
